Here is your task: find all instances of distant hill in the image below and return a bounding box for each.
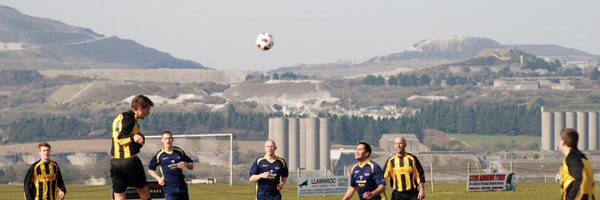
[272,36,600,78]
[0,5,205,70]
[508,44,600,61]
[370,36,503,62]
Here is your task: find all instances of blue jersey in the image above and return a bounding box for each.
[148,146,193,183]
[350,159,386,200]
[249,156,288,200]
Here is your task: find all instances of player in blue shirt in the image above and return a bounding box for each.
[148,130,194,200]
[343,141,387,200]
[249,139,289,200]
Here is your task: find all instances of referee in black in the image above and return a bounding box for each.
[110,95,154,200]
[383,136,426,200]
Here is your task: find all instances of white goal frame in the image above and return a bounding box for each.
[145,133,233,185]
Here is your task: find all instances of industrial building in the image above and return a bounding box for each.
[541,108,600,151]
[268,117,330,172]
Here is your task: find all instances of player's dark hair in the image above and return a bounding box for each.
[358,141,372,157]
[38,142,51,150]
[560,128,579,148]
[131,95,154,110]
[162,130,172,136]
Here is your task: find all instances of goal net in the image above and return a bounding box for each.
[141,133,233,185]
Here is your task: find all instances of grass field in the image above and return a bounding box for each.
[3,182,597,200]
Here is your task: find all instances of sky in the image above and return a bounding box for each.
[0,0,598,71]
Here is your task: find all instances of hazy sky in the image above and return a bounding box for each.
[0,0,598,71]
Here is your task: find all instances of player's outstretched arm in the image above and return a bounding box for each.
[147,169,165,186]
[342,186,356,200]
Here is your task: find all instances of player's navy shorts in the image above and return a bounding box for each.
[110,156,147,193]
[165,181,189,200]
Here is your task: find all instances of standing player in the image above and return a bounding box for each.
[148,130,194,200]
[558,128,595,200]
[24,142,67,200]
[384,137,426,200]
[343,141,386,200]
[249,139,289,200]
[111,95,154,200]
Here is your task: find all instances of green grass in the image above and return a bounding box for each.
[3,182,597,200]
[449,134,539,146]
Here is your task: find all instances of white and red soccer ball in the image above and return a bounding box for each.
[255,32,274,51]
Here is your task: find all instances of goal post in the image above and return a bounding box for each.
[144,133,233,185]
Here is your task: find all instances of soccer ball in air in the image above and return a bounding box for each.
[255,32,274,51]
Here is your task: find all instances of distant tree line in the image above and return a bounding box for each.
[6,115,91,142]
[417,101,540,136]
[363,73,478,87]
[4,103,541,144]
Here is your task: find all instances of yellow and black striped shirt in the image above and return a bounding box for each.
[383,153,425,192]
[111,110,144,159]
[23,160,66,200]
[560,148,595,200]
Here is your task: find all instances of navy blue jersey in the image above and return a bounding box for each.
[249,156,288,200]
[350,159,386,200]
[148,146,193,183]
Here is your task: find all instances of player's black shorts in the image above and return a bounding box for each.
[110,156,147,193]
[391,189,418,200]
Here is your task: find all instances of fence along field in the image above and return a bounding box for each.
[1,182,597,200]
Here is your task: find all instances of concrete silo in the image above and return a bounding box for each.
[305,118,319,170]
[553,111,565,151]
[541,111,553,151]
[565,112,577,130]
[299,118,307,169]
[273,118,288,160]
[588,111,598,150]
[577,112,588,150]
[319,118,330,172]
[268,118,274,140]
[287,118,300,171]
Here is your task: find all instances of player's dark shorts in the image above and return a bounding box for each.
[391,189,418,200]
[257,192,281,200]
[165,181,189,200]
[110,156,147,193]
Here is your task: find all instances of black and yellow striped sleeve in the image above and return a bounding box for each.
[412,154,425,184]
[23,161,36,200]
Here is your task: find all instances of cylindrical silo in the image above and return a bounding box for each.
[541,111,553,151]
[299,118,307,169]
[268,118,274,140]
[588,111,598,150]
[273,118,288,160]
[577,112,588,150]
[553,112,565,151]
[319,118,330,172]
[565,112,576,130]
[305,118,319,170]
[288,118,299,171]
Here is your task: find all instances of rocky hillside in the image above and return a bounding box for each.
[0,5,204,70]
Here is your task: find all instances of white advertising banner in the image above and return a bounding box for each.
[297,176,350,196]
